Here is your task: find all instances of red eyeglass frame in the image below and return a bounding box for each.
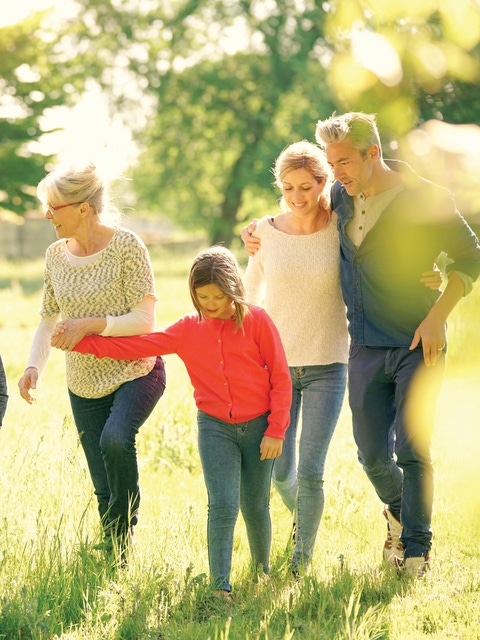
[49,201,83,212]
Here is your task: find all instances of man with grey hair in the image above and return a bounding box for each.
[315,111,480,576]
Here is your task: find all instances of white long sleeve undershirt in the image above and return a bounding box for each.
[26,296,155,376]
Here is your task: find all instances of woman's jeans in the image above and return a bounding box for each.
[197,411,274,592]
[273,363,347,569]
[348,346,444,559]
[69,357,166,535]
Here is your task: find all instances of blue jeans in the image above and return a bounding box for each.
[348,346,444,559]
[197,411,274,592]
[69,357,166,534]
[273,364,347,568]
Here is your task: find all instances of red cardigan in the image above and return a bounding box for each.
[74,306,291,439]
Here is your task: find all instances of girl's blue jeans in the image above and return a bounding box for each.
[197,410,274,592]
[68,357,166,534]
[272,363,347,569]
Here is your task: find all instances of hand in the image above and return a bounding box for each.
[51,318,88,351]
[409,314,446,367]
[240,219,261,256]
[260,435,283,460]
[18,367,39,404]
[420,265,443,291]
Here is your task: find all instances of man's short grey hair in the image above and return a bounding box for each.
[315,112,382,157]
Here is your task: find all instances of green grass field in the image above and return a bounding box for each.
[0,245,479,639]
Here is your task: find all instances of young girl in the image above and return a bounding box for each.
[58,245,291,599]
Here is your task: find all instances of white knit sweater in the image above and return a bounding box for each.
[243,215,349,367]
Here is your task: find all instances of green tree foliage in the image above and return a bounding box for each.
[73,0,337,244]
[322,0,480,134]
[133,53,335,245]
[71,0,479,244]
[3,0,479,242]
[322,0,480,227]
[0,13,56,215]
[0,10,104,216]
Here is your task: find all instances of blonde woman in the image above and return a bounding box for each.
[243,141,348,577]
[18,163,166,557]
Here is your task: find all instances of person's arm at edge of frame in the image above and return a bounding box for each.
[0,355,8,426]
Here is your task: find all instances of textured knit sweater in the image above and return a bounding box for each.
[74,306,292,439]
[243,216,349,367]
[41,227,156,397]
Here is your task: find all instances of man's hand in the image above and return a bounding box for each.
[410,270,465,367]
[409,314,446,367]
[420,266,443,291]
[260,435,283,460]
[240,219,261,256]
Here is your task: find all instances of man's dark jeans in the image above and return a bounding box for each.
[348,345,444,559]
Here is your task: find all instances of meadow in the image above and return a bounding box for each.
[0,245,479,640]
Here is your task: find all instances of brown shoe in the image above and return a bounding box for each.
[382,506,403,564]
[404,551,430,578]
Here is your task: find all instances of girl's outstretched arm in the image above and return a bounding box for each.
[70,319,186,359]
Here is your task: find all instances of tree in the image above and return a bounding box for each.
[0,14,56,214]
[72,0,336,245]
[321,0,480,134]
[4,0,479,242]
[70,0,480,245]
[0,9,105,216]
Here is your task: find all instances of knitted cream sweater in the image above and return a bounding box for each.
[243,215,349,367]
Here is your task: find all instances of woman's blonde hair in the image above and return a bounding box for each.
[189,246,250,331]
[273,140,331,213]
[37,162,120,224]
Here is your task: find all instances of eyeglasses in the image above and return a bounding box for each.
[45,201,83,215]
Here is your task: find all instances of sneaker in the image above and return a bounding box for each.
[382,506,403,564]
[404,551,430,578]
[213,590,234,604]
